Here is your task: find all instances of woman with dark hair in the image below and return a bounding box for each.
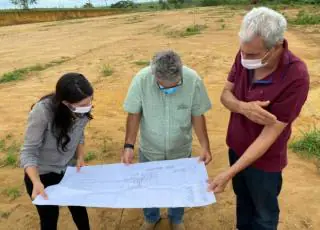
[20,73,93,230]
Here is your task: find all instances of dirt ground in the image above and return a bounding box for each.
[0,6,319,230]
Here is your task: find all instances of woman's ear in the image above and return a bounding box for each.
[62,100,72,109]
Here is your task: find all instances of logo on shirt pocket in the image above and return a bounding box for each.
[177,104,189,110]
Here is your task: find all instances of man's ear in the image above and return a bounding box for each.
[275,40,284,48]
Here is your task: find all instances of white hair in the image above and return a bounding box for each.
[151,50,182,82]
[239,7,287,49]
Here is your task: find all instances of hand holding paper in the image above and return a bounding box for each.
[33,158,216,208]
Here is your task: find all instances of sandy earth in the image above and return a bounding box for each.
[0,6,319,230]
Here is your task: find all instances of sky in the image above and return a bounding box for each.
[0,0,148,9]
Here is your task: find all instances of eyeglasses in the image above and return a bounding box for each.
[157,77,183,89]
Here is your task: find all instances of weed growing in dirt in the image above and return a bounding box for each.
[316,159,320,173]
[290,128,320,159]
[101,65,113,77]
[134,60,150,66]
[183,24,207,36]
[3,187,21,200]
[5,152,18,166]
[85,151,96,162]
[220,23,226,30]
[125,15,143,24]
[0,139,5,151]
[290,10,320,25]
[102,138,108,154]
[216,18,225,23]
[0,68,29,83]
[0,139,20,167]
[166,24,207,38]
[0,211,10,219]
[0,57,70,84]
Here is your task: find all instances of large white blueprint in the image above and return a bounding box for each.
[33,157,216,208]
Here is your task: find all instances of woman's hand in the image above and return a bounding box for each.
[76,155,85,172]
[32,181,48,200]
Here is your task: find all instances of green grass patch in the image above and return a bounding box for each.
[200,0,247,7]
[290,10,320,25]
[84,151,96,162]
[5,152,18,166]
[289,129,320,159]
[0,68,29,83]
[220,23,226,30]
[101,65,113,77]
[3,187,21,200]
[0,57,70,84]
[133,60,150,66]
[125,15,144,24]
[216,18,225,23]
[166,24,207,38]
[0,139,20,167]
[102,138,108,154]
[182,24,207,36]
[0,211,10,219]
[0,139,5,151]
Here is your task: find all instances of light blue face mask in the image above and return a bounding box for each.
[158,78,183,95]
[159,85,179,95]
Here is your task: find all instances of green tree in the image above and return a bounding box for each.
[168,0,184,8]
[159,0,170,9]
[83,1,94,8]
[10,0,37,9]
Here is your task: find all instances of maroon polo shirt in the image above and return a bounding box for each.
[226,40,309,172]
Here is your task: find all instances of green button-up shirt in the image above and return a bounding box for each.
[124,65,212,161]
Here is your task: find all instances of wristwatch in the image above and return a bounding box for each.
[124,143,134,150]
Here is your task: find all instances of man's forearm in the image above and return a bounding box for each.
[220,89,244,114]
[125,113,141,145]
[192,115,210,151]
[227,121,287,178]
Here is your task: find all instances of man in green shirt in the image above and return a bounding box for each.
[122,50,212,230]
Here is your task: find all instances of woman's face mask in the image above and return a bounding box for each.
[70,105,92,114]
[63,97,93,114]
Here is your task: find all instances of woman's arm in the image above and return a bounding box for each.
[20,102,48,182]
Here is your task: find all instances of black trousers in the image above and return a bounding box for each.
[229,149,282,230]
[24,172,90,230]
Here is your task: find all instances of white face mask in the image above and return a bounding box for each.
[240,51,269,70]
[71,105,92,114]
[241,57,267,70]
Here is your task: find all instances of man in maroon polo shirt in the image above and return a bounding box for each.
[208,7,309,230]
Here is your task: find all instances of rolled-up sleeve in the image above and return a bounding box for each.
[123,75,142,114]
[20,102,48,169]
[271,78,309,123]
[191,78,212,116]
